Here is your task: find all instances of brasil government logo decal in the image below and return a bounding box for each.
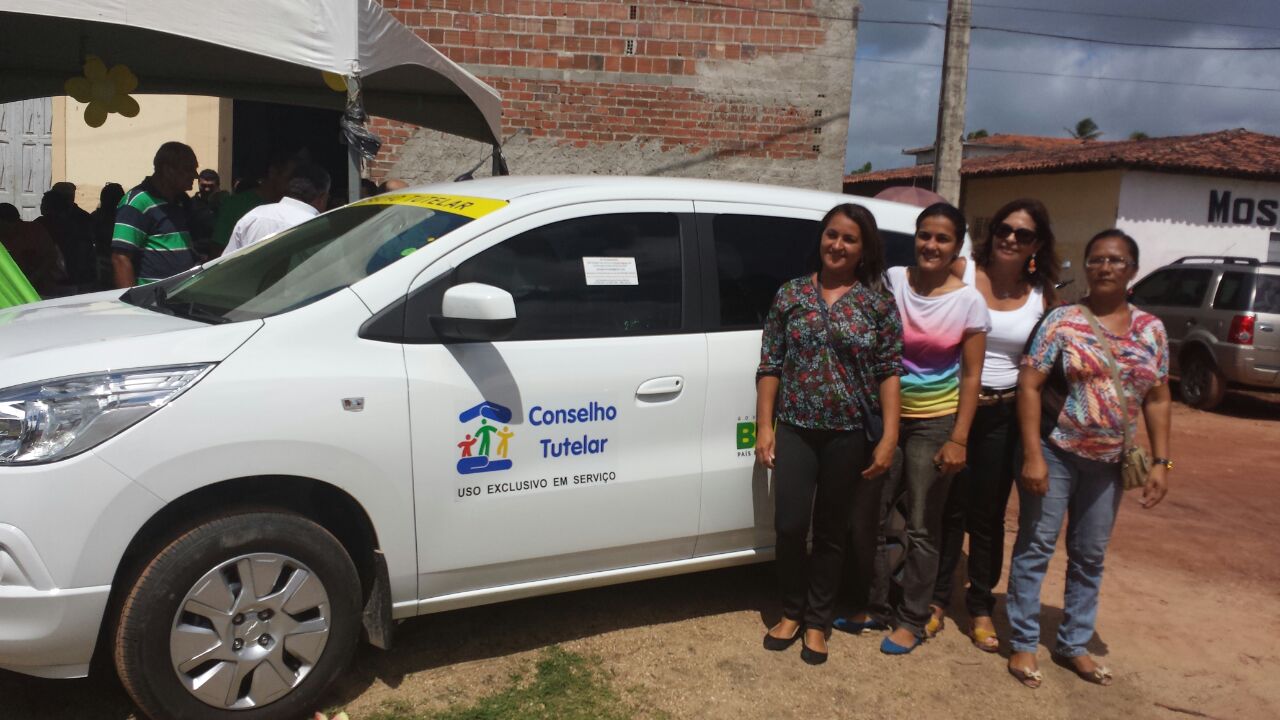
[457,401,515,474]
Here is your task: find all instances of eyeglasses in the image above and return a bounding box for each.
[1085,256,1134,269]
[993,222,1037,245]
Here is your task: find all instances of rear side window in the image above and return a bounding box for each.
[454,213,683,340]
[1255,275,1280,314]
[1130,268,1210,308]
[1212,272,1254,311]
[712,214,818,329]
[884,231,916,269]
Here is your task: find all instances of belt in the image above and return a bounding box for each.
[977,386,1017,406]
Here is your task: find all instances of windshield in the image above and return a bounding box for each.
[127,197,501,323]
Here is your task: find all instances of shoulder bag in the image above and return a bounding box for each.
[1079,305,1150,491]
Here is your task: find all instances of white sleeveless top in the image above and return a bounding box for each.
[962,257,1045,390]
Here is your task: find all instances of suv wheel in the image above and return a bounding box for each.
[114,512,361,720]
[1180,352,1226,410]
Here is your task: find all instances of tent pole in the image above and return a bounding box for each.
[347,143,361,202]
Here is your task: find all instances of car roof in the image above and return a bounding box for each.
[384,175,923,232]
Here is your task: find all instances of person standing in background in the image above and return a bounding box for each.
[211,150,297,255]
[224,161,330,254]
[90,183,125,289]
[112,142,200,288]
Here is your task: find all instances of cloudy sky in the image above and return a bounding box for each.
[845,0,1280,172]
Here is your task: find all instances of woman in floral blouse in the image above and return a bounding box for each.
[1006,229,1171,689]
[755,203,904,665]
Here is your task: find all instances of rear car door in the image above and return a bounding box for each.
[401,202,708,604]
[1130,267,1212,367]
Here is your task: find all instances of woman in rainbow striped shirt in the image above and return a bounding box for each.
[838,202,990,655]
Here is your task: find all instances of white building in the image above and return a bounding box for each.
[846,129,1280,287]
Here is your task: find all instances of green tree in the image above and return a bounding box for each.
[849,161,872,174]
[966,128,989,140]
[1128,131,1150,140]
[1066,117,1102,140]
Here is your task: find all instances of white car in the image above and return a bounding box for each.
[0,176,919,719]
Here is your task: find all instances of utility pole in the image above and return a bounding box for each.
[932,0,971,206]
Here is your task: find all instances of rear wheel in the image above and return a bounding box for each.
[114,512,361,720]
[1180,352,1226,410]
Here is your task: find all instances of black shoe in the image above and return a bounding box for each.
[801,634,829,666]
[763,624,802,651]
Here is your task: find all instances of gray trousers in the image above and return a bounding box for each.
[866,414,955,637]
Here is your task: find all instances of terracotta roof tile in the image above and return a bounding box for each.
[848,129,1280,186]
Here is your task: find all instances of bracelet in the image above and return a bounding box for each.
[1152,457,1174,470]
[946,438,966,448]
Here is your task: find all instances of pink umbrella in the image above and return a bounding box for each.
[874,185,947,208]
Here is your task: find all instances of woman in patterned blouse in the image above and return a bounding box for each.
[756,203,904,665]
[1006,230,1172,689]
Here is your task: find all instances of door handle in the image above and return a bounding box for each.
[637,376,684,397]
[1259,324,1275,332]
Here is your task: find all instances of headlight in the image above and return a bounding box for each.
[0,364,213,465]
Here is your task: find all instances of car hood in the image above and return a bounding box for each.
[0,294,263,389]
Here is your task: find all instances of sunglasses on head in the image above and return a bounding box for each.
[993,222,1037,245]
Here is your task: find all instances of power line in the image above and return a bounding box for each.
[858,55,1280,94]
[859,17,1280,51]
[884,0,1280,34]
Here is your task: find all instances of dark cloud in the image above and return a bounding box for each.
[846,0,1280,171]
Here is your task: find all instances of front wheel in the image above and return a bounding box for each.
[114,512,361,720]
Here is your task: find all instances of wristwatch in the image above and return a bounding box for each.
[1152,457,1174,470]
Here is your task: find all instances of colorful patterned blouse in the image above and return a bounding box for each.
[887,266,992,419]
[757,275,904,431]
[1023,304,1169,463]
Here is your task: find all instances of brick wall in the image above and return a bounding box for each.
[372,1,855,191]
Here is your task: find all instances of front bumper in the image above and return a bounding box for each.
[0,524,110,678]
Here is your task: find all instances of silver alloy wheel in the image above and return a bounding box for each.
[169,552,332,710]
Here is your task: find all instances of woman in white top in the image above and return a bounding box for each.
[930,198,1060,652]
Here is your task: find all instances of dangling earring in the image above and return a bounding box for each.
[1028,253,1038,275]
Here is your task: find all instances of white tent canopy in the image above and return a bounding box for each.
[0,0,502,144]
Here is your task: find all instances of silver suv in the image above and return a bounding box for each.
[1129,256,1280,409]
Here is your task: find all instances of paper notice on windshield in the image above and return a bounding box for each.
[582,257,639,286]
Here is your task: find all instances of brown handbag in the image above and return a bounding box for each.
[1079,305,1150,491]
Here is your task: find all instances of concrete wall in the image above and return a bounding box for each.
[963,170,1124,295]
[52,95,231,210]
[376,0,855,192]
[1116,170,1280,275]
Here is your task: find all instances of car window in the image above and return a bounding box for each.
[884,230,916,269]
[712,214,818,329]
[1130,268,1210,308]
[1255,274,1280,314]
[453,213,683,340]
[1212,272,1255,312]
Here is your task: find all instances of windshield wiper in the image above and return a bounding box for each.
[151,290,231,325]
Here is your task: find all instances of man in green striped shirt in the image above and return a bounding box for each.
[112,142,200,287]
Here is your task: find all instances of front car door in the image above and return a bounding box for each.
[402,201,707,608]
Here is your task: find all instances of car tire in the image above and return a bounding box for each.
[1180,352,1226,410]
[113,512,361,720]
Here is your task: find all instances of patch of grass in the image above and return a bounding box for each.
[360,646,634,720]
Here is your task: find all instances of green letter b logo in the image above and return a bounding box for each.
[736,422,756,450]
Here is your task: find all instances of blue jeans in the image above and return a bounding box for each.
[1006,439,1123,657]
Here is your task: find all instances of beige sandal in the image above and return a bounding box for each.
[1053,654,1113,686]
[1007,662,1043,689]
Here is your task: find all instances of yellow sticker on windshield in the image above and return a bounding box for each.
[353,193,508,219]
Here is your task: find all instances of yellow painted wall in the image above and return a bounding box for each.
[51,95,231,211]
[963,170,1123,299]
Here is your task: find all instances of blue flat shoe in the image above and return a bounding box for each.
[833,616,889,635]
[880,634,923,655]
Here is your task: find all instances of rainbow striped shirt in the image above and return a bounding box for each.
[887,266,991,418]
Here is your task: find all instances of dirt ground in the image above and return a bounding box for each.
[5,391,1279,720]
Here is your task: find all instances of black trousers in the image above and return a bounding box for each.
[773,422,873,630]
[932,401,1019,617]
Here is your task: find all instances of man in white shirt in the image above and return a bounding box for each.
[224,161,330,254]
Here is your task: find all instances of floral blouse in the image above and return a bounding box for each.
[1023,304,1168,463]
[757,275,905,431]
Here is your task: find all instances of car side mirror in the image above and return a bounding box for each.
[430,283,517,342]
